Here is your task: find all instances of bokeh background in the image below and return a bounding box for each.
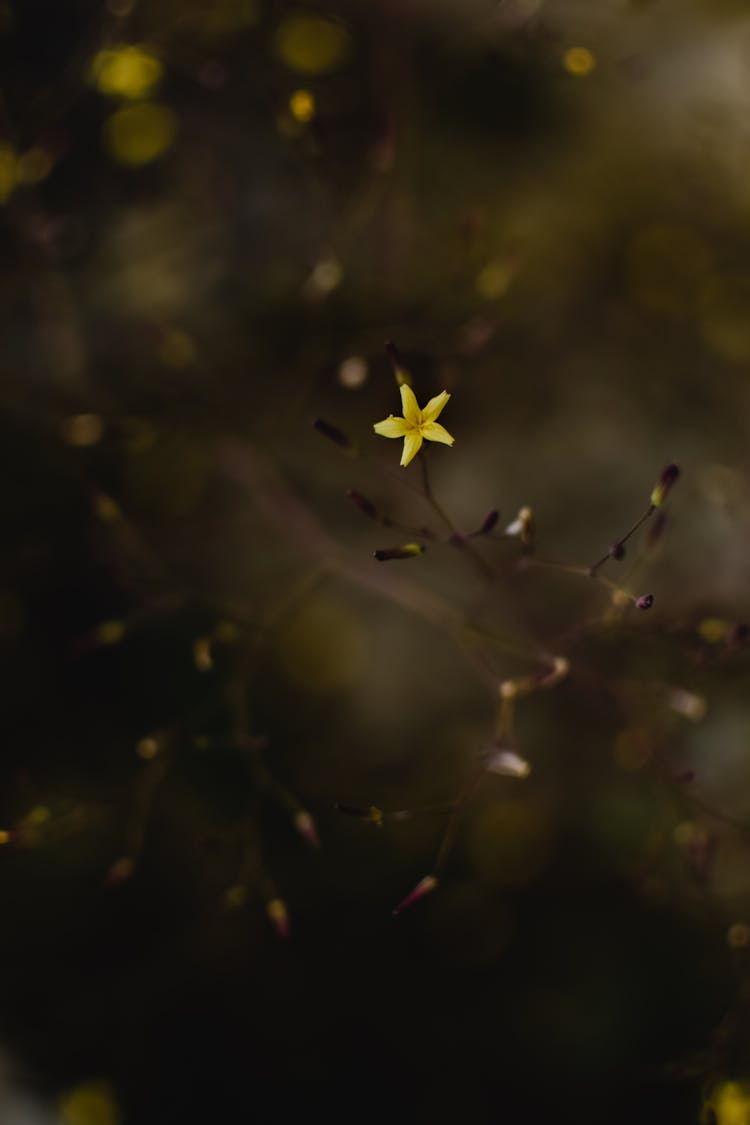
[3,0,750,1122]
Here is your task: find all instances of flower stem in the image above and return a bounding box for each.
[419,451,496,583]
[589,505,654,575]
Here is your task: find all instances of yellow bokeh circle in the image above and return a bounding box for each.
[274,13,352,75]
[563,47,595,77]
[103,103,178,166]
[91,45,162,99]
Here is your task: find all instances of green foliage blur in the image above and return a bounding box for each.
[1,2,750,1123]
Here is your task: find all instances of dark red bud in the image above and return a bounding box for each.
[636,594,654,610]
[660,463,681,488]
[335,802,370,818]
[346,489,378,520]
[313,418,354,451]
[384,340,410,384]
[384,340,404,370]
[650,463,680,507]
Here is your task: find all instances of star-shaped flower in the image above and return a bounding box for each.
[373,384,455,467]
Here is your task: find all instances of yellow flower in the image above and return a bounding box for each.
[373,384,455,467]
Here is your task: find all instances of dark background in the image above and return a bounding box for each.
[1,1,750,1122]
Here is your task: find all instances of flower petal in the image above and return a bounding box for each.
[420,390,450,423]
[421,421,455,446]
[400,431,423,467]
[374,415,409,438]
[399,383,420,425]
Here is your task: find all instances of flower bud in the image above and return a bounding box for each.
[392,874,438,916]
[335,801,368,818]
[636,593,654,610]
[335,802,384,827]
[293,810,320,848]
[313,417,354,452]
[346,489,379,521]
[479,509,499,534]
[609,541,625,560]
[650,463,680,508]
[384,340,411,386]
[373,543,425,561]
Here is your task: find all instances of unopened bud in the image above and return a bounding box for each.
[373,543,425,561]
[384,340,411,386]
[294,810,320,848]
[650,463,680,508]
[346,489,379,521]
[479,509,499,534]
[609,541,626,560]
[313,417,354,453]
[636,594,654,610]
[335,802,384,827]
[266,897,290,940]
[393,874,438,916]
[335,801,368,818]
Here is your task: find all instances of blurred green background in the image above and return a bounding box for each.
[2,1,750,1122]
